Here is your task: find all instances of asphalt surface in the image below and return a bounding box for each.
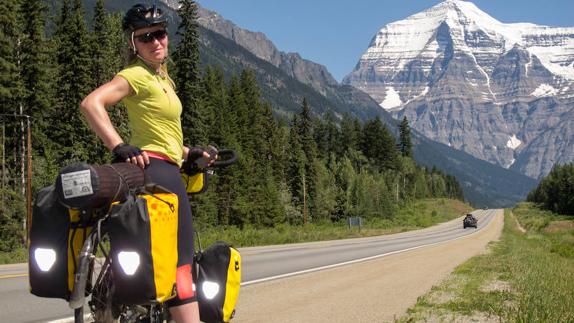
[0,209,500,322]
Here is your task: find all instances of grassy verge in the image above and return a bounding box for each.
[0,198,471,264]
[398,203,574,322]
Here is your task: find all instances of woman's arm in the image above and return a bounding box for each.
[80,76,130,149]
[80,76,149,168]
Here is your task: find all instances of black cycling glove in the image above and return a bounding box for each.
[112,143,142,163]
[181,147,205,175]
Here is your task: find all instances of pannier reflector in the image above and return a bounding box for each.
[34,248,56,272]
[202,281,220,300]
[118,251,140,276]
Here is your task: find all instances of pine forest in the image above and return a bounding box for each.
[0,0,464,252]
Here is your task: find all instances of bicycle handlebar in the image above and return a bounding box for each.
[211,149,238,168]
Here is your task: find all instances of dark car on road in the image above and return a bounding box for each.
[463,213,478,229]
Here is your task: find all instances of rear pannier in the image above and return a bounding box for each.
[108,185,179,304]
[28,185,95,300]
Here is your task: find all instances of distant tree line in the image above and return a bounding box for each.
[527,163,574,216]
[0,0,464,250]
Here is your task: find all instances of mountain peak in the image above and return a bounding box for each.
[433,0,499,23]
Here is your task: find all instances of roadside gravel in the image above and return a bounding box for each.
[233,210,504,323]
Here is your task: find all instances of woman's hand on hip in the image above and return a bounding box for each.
[112,143,150,169]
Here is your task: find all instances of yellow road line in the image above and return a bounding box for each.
[0,273,28,279]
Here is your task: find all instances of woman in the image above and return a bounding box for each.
[80,4,205,322]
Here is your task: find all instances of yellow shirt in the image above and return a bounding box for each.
[117,59,183,166]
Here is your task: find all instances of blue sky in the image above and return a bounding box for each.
[195,0,574,82]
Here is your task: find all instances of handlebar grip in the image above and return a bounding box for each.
[213,149,238,168]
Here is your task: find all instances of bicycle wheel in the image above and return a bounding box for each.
[88,233,120,323]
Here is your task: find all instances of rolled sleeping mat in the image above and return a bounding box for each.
[55,162,147,209]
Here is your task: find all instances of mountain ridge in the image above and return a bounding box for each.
[344,0,574,179]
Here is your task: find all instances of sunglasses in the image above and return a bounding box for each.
[135,29,167,43]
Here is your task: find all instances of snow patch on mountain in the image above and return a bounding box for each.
[380,87,403,110]
[506,134,522,150]
[531,84,558,97]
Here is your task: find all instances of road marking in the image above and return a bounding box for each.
[0,273,27,279]
[46,314,90,323]
[242,212,495,286]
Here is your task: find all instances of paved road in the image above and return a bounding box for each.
[235,209,503,322]
[0,210,497,322]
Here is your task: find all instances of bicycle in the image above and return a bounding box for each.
[67,149,238,323]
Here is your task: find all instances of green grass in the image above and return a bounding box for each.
[0,247,27,265]
[1,198,471,264]
[399,203,574,323]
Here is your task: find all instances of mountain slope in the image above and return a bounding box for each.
[344,0,574,179]
[70,0,538,206]
[193,6,537,207]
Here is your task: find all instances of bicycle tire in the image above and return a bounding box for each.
[90,262,116,323]
[74,307,84,323]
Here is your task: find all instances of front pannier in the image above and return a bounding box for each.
[195,241,241,323]
[108,185,179,304]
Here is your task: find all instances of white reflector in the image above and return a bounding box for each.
[117,251,140,275]
[34,248,56,272]
[202,281,220,300]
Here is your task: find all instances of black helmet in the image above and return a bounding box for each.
[122,3,168,32]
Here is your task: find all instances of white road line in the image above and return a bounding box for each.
[242,213,492,286]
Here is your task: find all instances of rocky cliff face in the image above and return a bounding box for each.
[193,5,338,95]
[344,0,574,179]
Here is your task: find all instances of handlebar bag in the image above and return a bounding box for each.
[195,241,241,323]
[108,188,178,304]
[29,185,94,300]
[181,170,211,195]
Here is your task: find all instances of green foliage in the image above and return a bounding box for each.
[527,163,574,215]
[0,189,25,252]
[173,0,204,145]
[398,116,413,157]
[50,0,98,162]
[0,2,467,249]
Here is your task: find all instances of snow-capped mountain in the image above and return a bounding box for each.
[344,0,574,179]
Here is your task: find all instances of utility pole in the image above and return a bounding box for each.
[302,171,307,225]
[26,117,32,244]
[1,123,5,212]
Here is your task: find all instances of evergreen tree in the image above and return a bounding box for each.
[361,117,400,171]
[173,0,204,145]
[339,114,359,155]
[91,0,113,87]
[18,0,58,189]
[52,0,94,162]
[286,115,306,223]
[296,98,318,221]
[0,0,26,244]
[398,116,413,157]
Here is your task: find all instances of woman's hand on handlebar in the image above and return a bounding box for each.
[182,146,216,174]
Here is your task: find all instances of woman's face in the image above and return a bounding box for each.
[133,24,168,63]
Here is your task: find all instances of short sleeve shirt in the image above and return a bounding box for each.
[117,59,183,166]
